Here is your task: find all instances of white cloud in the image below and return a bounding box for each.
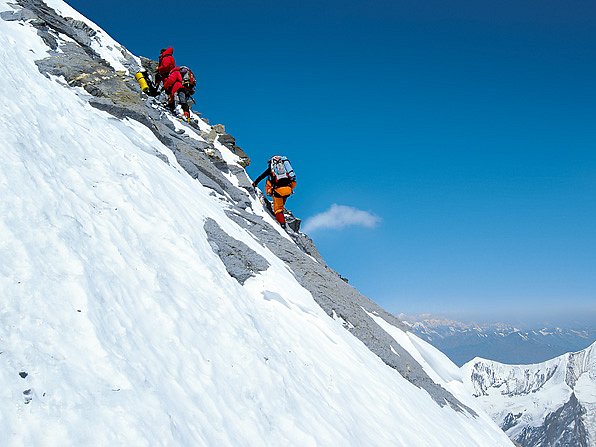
[302,204,381,233]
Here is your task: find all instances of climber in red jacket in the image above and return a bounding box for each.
[155,47,175,87]
[163,66,191,121]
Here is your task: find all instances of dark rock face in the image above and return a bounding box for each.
[9,0,137,68]
[502,412,523,432]
[3,0,476,416]
[203,218,270,285]
[0,7,37,23]
[514,394,588,447]
[35,41,134,99]
[469,362,560,398]
[215,132,250,167]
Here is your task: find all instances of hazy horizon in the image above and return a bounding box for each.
[397,307,596,330]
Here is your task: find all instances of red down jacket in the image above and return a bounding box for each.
[157,47,175,79]
[163,67,184,95]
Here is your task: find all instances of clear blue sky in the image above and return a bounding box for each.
[67,0,595,327]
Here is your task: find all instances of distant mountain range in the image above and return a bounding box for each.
[399,314,596,366]
[462,342,596,447]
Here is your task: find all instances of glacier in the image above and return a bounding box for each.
[462,342,595,446]
[0,0,514,445]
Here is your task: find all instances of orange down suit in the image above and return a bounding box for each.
[266,180,296,221]
[253,159,296,225]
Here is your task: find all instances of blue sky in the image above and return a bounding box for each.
[67,0,595,327]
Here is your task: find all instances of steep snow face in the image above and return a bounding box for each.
[0,1,514,445]
[462,343,596,447]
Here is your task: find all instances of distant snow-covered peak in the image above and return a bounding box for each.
[461,342,596,447]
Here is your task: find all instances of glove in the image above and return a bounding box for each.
[251,181,257,188]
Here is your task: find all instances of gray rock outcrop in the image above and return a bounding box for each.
[204,218,270,285]
[515,394,588,447]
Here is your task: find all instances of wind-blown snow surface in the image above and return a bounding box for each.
[0,1,513,445]
[462,342,596,446]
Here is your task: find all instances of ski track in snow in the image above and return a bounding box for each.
[0,2,513,446]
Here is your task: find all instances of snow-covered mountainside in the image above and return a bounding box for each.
[0,1,514,445]
[462,342,596,447]
[402,314,596,366]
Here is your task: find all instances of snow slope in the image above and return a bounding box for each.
[462,342,596,446]
[0,1,513,445]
